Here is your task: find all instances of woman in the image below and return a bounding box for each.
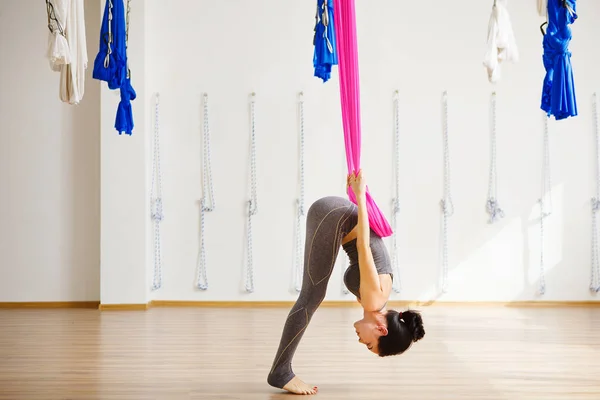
[267,170,425,395]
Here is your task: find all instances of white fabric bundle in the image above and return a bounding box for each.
[46,0,87,105]
[483,0,519,83]
[46,0,70,69]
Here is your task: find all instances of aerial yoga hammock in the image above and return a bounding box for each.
[45,0,88,105]
[313,0,337,82]
[320,0,393,238]
[93,0,136,134]
[540,0,577,120]
[267,1,409,395]
[482,0,518,84]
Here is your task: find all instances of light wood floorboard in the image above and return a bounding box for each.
[0,306,599,399]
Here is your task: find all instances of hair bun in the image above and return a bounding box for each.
[401,310,425,342]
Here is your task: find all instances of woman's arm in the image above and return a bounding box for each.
[348,171,387,311]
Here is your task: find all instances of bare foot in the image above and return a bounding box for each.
[282,376,318,395]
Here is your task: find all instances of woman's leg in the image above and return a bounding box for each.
[267,196,357,389]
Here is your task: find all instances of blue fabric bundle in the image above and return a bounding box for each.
[541,0,578,120]
[93,0,136,134]
[313,0,338,82]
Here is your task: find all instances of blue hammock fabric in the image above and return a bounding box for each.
[116,76,136,134]
[313,0,337,82]
[541,0,577,120]
[93,0,135,135]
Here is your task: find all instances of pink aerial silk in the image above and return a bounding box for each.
[333,0,393,238]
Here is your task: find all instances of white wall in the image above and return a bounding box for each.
[144,0,600,302]
[0,0,101,301]
[2,0,600,304]
[99,0,151,306]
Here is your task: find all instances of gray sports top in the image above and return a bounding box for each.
[342,229,393,299]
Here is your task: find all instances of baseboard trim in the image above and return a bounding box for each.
[469,301,600,308]
[98,303,149,311]
[149,300,358,308]
[0,301,100,309]
[148,300,600,308]
[0,300,597,311]
[400,300,600,308]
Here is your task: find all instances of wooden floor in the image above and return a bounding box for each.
[1,306,600,399]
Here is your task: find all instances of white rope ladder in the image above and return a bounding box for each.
[590,92,600,293]
[340,256,350,294]
[486,92,505,224]
[391,90,402,294]
[294,92,306,293]
[245,92,258,293]
[151,93,164,291]
[341,133,349,295]
[440,91,454,294]
[538,115,552,296]
[197,93,215,290]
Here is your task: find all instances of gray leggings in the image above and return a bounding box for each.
[267,196,357,389]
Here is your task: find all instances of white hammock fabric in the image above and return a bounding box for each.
[46,0,87,105]
[46,0,70,69]
[483,0,518,83]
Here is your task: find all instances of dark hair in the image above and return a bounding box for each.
[377,309,425,357]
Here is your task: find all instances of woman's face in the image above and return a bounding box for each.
[353,318,388,354]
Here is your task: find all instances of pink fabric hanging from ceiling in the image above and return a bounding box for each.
[333,0,393,238]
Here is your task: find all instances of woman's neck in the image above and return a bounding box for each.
[363,306,387,319]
